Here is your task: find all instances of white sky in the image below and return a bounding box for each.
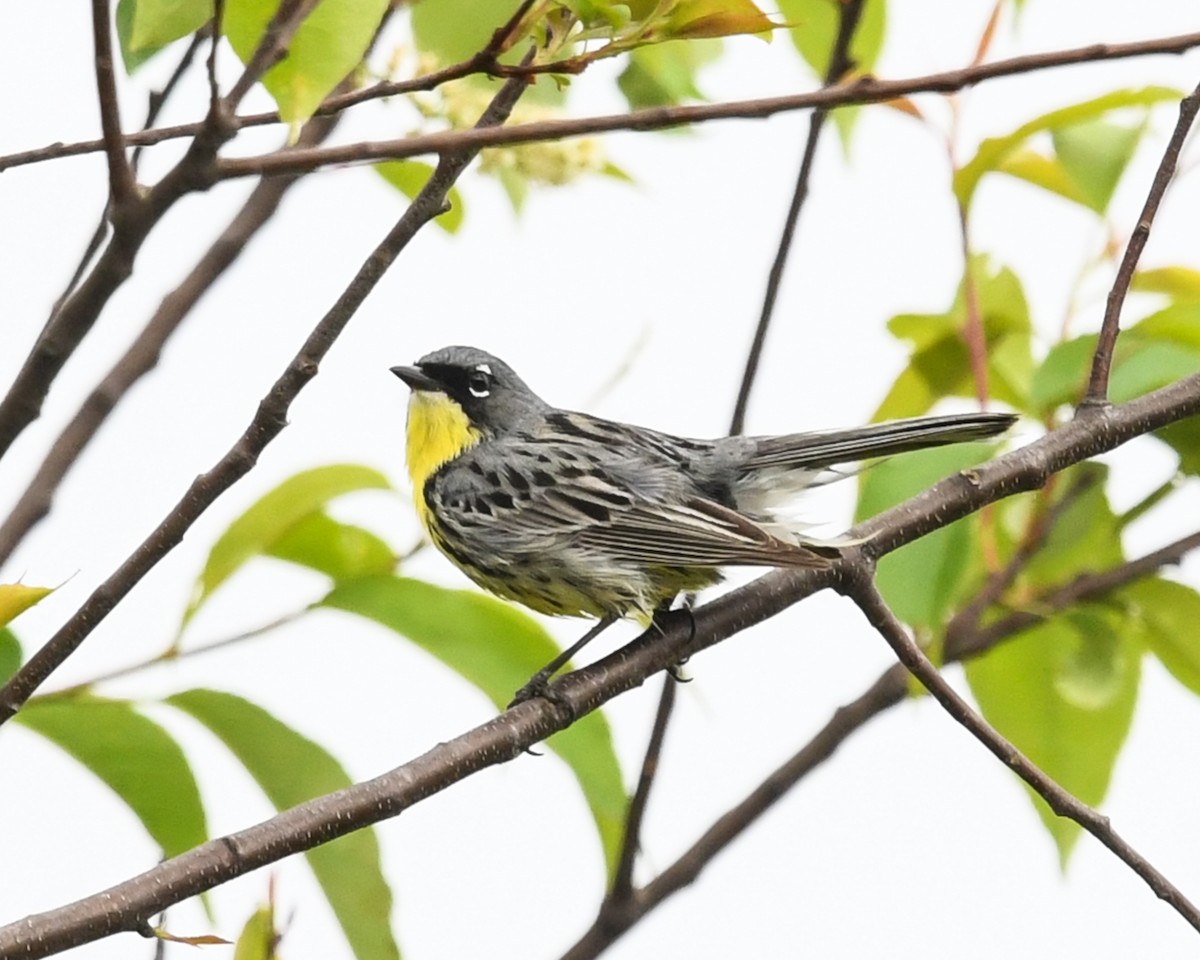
[3,2,1200,958]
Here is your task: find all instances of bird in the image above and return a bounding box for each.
[392,345,1014,696]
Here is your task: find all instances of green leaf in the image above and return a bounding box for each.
[224,0,389,125]
[1020,464,1122,591]
[777,0,886,80]
[855,443,994,628]
[1051,118,1142,214]
[0,628,21,684]
[954,87,1181,210]
[965,607,1140,865]
[117,0,212,72]
[616,39,720,109]
[994,148,1091,208]
[411,0,522,64]
[16,697,208,859]
[233,904,276,960]
[185,464,391,627]
[374,162,465,233]
[1131,302,1200,350]
[661,0,779,41]
[1132,266,1200,302]
[167,689,399,960]
[0,582,53,629]
[266,511,395,582]
[321,575,626,879]
[1119,578,1200,695]
[1029,335,1097,415]
[1108,340,1200,405]
[876,258,1033,420]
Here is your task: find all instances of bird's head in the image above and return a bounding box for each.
[391,345,548,440]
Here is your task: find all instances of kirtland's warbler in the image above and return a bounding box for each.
[392,346,1014,689]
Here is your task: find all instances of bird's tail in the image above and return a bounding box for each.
[744,411,1016,472]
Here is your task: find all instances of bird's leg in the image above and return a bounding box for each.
[657,595,696,683]
[509,614,618,708]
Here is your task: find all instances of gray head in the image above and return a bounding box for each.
[391,345,550,435]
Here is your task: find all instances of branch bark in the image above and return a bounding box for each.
[0,64,535,727]
[3,371,1198,957]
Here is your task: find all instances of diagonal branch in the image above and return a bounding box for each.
[3,372,1199,956]
[0,109,345,566]
[91,0,138,208]
[0,61,535,727]
[560,526,1200,958]
[840,567,1200,931]
[729,0,865,435]
[1083,78,1200,407]
[5,31,1200,175]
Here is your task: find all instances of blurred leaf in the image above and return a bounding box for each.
[662,0,778,40]
[777,0,885,149]
[225,0,389,125]
[616,39,721,109]
[17,697,208,859]
[1109,341,1200,404]
[1133,302,1200,350]
[1030,335,1097,414]
[167,689,399,960]
[155,929,231,946]
[374,162,465,233]
[1120,577,1200,695]
[965,608,1140,865]
[266,511,395,582]
[1051,118,1142,214]
[1020,464,1122,591]
[0,629,21,684]
[995,148,1090,207]
[412,0,522,64]
[117,0,211,72]
[233,905,277,960]
[1133,267,1200,302]
[496,164,530,212]
[185,464,391,627]
[876,258,1032,420]
[777,0,886,80]
[855,444,994,628]
[0,582,53,629]
[321,575,626,879]
[954,86,1180,210]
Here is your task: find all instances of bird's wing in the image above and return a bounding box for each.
[429,440,829,569]
[744,412,1016,470]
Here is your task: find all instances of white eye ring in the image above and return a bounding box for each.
[468,369,491,398]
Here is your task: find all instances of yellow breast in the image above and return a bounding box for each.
[405,391,481,533]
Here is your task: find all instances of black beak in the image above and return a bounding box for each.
[390,365,441,392]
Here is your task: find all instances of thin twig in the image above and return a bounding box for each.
[608,674,676,904]
[1083,79,1200,407]
[2,372,1199,955]
[5,31,1200,175]
[728,0,864,435]
[0,57,535,727]
[560,525,1200,959]
[90,0,138,207]
[842,567,1200,932]
[0,105,347,566]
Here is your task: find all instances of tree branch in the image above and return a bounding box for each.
[0,62,535,727]
[90,0,138,208]
[6,31,1198,175]
[1083,78,1200,407]
[3,371,1199,955]
[841,568,1200,932]
[559,523,1200,958]
[0,107,346,566]
[729,0,865,435]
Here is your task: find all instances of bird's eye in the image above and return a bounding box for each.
[467,370,491,398]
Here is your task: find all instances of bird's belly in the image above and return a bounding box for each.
[430,527,721,623]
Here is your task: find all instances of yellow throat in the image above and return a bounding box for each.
[405,390,481,531]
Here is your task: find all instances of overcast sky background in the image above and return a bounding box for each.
[3,2,1200,958]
